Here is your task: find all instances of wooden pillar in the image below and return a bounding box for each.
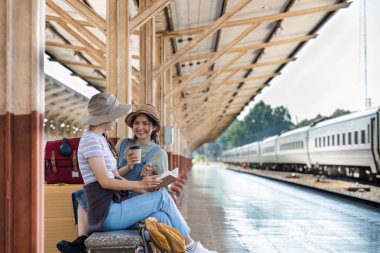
[156,36,166,145]
[106,0,131,138]
[106,0,118,139]
[117,0,132,137]
[139,0,155,105]
[0,0,45,252]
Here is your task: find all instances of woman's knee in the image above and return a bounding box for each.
[150,212,172,226]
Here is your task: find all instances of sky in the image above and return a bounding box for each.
[45,0,380,125]
[237,0,380,124]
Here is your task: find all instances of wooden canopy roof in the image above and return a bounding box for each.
[44,0,349,150]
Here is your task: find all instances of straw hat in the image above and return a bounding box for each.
[80,93,131,125]
[125,104,161,132]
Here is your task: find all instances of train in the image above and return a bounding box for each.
[221,107,380,183]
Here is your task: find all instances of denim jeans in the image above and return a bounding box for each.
[102,190,191,238]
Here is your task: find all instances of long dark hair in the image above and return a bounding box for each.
[132,113,160,145]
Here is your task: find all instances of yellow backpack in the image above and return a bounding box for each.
[140,217,186,253]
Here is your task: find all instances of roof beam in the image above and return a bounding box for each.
[165,23,260,99]
[63,0,106,34]
[225,72,280,84]
[180,34,316,62]
[53,59,105,70]
[76,74,106,81]
[46,41,89,51]
[153,0,252,78]
[52,21,106,65]
[129,0,171,31]
[46,0,106,52]
[176,35,312,105]
[163,2,349,37]
[182,73,276,125]
[46,14,94,27]
[45,92,74,104]
[45,86,65,96]
[173,57,295,82]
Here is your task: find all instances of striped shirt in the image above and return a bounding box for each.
[78,130,117,185]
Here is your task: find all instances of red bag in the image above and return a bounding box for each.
[44,137,84,184]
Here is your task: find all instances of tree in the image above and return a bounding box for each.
[197,101,294,160]
[331,108,351,118]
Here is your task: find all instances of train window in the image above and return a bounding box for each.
[342,133,346,145]
[319,137,321,147]
[301,141,303,149]
[332,135,335,146]
[323,137,326,147]
[354,131,358,144]
[348,132,352,145]
[337,134,340,145]
[367,124,370,143]
[315,138,317,148]
[327,136,330,146]
[361,130,366,144]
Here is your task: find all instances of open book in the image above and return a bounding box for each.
[156,167,178,188]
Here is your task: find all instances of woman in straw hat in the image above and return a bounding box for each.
[57,93,216,253]
[115,103,169,198]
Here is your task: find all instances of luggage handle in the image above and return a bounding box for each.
[72,150,78,172]
[49,150,79,173]
[51,151,57,173]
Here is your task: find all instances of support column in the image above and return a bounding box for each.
[117,0,132,136]
[106,0,131,138]
[139,0,155,105]
[156,36,166,144]
[106,0,118,139]
[0,0,45,253]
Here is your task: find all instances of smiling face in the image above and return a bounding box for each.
[132,114,157,141]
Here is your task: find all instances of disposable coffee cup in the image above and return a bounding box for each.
[129,146,141,164]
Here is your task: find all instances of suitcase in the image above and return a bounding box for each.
[44,137,84,184]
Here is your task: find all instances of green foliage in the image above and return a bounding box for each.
[331,108,351,118]
[295,114,323,128]
[195,101,294,160]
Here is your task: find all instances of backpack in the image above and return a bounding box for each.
[139,217,185,253]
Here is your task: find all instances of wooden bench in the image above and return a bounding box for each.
[85,230,140,253]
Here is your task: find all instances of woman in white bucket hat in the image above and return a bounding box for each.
[57,93,217,253]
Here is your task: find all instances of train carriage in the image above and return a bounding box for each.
[260,136,278,168]
[277,126,311,171]
[221,107,380,183]
[309,108,380,181]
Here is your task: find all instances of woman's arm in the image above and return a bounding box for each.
[88,156,161,191]
[153,150,169,175]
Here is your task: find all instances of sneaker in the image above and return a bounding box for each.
[187,241,217,253]
[56,235,88,253]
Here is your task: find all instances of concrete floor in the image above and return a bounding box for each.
[178,164,380,253]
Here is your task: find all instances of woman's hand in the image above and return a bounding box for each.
[126,151,140,169]
[140,163,156,177]
[140,175,162,189]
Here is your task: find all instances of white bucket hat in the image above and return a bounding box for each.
[80,93,131,125]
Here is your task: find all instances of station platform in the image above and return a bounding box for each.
[178,164,380,253]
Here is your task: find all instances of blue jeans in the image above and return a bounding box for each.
[103,190,191,238]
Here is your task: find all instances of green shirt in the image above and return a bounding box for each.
[115,138,169,190]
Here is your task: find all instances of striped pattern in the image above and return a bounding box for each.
[78,131,117,184]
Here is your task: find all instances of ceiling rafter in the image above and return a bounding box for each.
[162,2,349,37]
[53,21,106,64]
[46,0,106,52]
[166,23,260,99]
[173,57,295,82]
[129,0,171,31]
[182,72,277,127]
[180,34,316,62]
[63,0,107,34]
[153,0,252,78]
